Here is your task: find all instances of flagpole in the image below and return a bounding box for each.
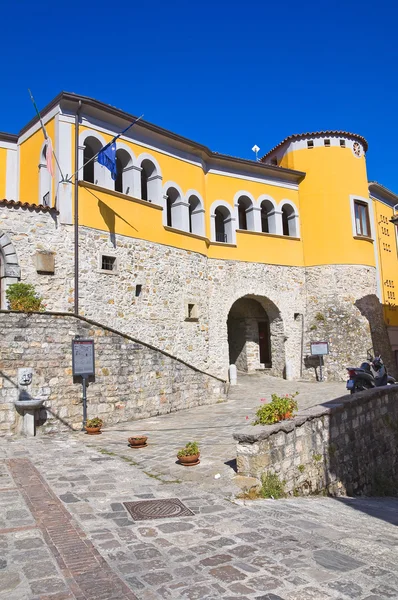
[74,101,82,316]
[28,89,66,181]
[66,114,143,183]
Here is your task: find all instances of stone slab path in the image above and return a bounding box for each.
[80,373,347,494]
[1,374,398,599]
[1,435,398,599]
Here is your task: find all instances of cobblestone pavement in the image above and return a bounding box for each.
[2,374,398,600]
[80,373,347,494]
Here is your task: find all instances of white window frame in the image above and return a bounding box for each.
[349,195,374,240]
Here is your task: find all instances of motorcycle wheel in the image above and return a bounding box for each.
[350,380,373,394]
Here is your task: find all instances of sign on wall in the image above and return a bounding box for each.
[72,338,95,377]
[310,342,329,356]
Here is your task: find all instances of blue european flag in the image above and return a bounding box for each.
[98,142,117,180]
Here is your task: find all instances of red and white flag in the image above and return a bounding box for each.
[46,137,54,177]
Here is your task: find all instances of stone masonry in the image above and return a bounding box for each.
[0,311,226,435]
[0,203,391,382]
[234,385,398,497]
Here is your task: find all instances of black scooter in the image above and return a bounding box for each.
[346,350,396,394]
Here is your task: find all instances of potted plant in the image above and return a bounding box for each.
[85,417,103,435]
[128,435,148,448]
[253,393,298,426]
[177,441,200,466]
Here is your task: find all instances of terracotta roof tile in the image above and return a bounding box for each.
[0,199,59,214]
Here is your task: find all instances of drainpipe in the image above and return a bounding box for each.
[74,101,82,316]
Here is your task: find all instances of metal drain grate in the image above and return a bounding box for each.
[123,498,194,521]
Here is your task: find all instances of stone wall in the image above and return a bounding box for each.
[1,203,392,381]
[0,311,226,435]
[234,386,398,496]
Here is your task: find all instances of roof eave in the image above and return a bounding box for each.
[19,91,305,183]
[368,181,398,206]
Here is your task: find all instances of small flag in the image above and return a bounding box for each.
[98,142,117,180]
[46,137,54,177]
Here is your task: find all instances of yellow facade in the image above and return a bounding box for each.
[374,200,398,326]
[281,146,375,267]
[0,147,7,198]
[2,93,398,330]
[18,118,55,204]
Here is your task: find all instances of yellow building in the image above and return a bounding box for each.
[0,92,397,380]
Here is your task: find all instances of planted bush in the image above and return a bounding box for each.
[6,283,45,312]
[86,417,103,428]
[253,392,298,425]
[177,441,199,457]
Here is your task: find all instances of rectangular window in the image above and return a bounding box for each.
[324,139,331,147]
[307,140,314,149]
[340,139,346,148]
[354,201,370,237]
[101,255,117,272]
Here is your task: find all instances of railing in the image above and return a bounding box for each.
[42,192,50,207]
[216,231,227,243]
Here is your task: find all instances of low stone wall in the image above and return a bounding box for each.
[234,386,398,496]
[0,311,226,435]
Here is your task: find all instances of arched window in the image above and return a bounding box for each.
[165,187,181,228]
[83,137,103,184]
[39,143,51,206]
[188,194,205,236]
[261,200,275,233]
[140,159,158,202]
[281,203,299,237]
[115,148,134,195]
[214,206,234,243]
[215,208,226,242]
[236,195,255,231]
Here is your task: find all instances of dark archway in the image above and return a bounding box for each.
[227,295,284,374]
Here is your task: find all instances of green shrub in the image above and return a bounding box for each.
[86,417,103,428]
[253,392,298,425]
[260,473,286,499]
[177,441,199,457]
[6,283,45,312]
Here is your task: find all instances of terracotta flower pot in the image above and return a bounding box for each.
[177,453,200,466]
[85,426,101,435]
[128,436,148,448]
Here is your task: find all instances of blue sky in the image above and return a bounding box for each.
[2,0,397,191]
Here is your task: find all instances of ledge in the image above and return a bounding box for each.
[353,235,373,243]
[233,386,397,443]
[164,226,209,242]
[78,181,163,209]
[236,229,301,241]
[209,241,238,248]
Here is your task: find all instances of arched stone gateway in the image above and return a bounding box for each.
[227,295,285,376]
[0,230,20,309]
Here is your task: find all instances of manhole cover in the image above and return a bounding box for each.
[123,498,194,521]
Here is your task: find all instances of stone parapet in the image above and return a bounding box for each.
[234,386,398,496]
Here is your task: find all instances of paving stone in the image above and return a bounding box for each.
[285,588,333,600]
[125,576,146,590]
[59,492,80,503]
[14,537,44,550]
[181,585,215,599]
[369,584,398,597]
[209,565,247,583]
[255,595,286,600]
[29,577,67,595]
[157,521,195,533]
[141,571,173,585]
[313,549,365,572]
[200,554,233,567]
[22,561,58,581]
[0,571,21,592]
[327,580,363,598]
[229,582,256,595]
[228,545,257,558]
